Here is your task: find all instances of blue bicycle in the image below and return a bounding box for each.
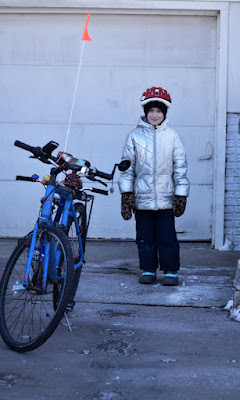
[0,140,130,352]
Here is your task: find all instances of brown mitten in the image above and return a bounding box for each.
[172,195,187,217]
[121,192,135,220]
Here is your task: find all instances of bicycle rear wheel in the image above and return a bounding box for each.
[66,202,87,305]
[0,225,74,352]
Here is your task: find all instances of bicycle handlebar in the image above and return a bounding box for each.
[14,140,54,165]
[14,140,87,171]
[14,139,130,181]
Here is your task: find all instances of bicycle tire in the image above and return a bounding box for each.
[66,202,87,304]
[0,225,74,352]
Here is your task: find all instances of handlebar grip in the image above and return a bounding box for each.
[94,169,113,181]
[92,188,108,196]
[16,175,36,182]
[14,140,37,154]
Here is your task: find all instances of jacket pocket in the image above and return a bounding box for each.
[134,176,152,194]
[157,175,174,194]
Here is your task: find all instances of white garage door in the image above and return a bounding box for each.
[0,13,217,240]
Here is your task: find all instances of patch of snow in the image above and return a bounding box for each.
[230,306,240,322]
[224,299,240,322]
[223,300,233,311]
[219,236,234,251]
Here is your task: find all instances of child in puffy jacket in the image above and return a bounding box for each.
[118,86,190,285]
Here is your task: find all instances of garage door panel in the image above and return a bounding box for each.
[0,66,215,127]
[176,126,214,185]
[175,184,213,241]
[0,14,216,69]
[0,14,88,66]
[89,15,217,68]
[138,15,216,68]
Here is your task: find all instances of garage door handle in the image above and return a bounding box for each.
[198,142,213,161]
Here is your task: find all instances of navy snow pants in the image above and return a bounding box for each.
[136,209,180,273]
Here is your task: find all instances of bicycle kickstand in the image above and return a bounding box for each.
[64,312,73,332]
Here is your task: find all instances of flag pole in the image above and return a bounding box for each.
[64,41,86,152]
[64,13,92,152]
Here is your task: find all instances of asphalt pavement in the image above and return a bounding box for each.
[0,239,240,400]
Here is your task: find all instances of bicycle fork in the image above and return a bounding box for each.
[20,184,58,293]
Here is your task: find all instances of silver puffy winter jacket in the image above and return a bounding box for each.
[118,116,190,210]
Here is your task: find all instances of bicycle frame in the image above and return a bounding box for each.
[23,168,86,292]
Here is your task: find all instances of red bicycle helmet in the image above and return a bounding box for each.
[141,86,171,108]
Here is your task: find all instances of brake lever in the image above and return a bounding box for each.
[87,175,107,187]
[29,146,52,164]
[95,179,107,187]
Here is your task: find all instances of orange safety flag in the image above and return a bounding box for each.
[82,13,92,41]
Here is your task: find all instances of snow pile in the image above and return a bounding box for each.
[223,260,240,322]
[219,236,234,251]
[224,300,233,311]
[224,299,240,322]
[230,307,240,322]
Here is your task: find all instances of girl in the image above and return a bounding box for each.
[119,86,190,285]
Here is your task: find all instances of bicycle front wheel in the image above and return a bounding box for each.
[0,225,74,352]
